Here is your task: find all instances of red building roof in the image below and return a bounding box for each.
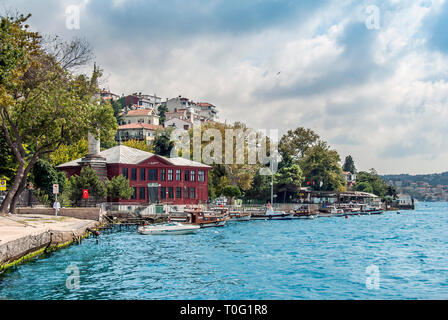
[125,109,155,116]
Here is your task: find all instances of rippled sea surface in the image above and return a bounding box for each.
[1,202,447,300]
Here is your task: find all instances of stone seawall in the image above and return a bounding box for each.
[0,214,101,272]
[15,207,103,221]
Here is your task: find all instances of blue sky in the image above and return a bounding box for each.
[2,0,448,174]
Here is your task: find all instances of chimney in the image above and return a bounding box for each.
[87,132,101,156]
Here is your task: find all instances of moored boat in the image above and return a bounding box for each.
[250,204,293,220]
[227,211,251,221]
[185,207,228,228]
[291,205,316,219]
[138,222,200,235]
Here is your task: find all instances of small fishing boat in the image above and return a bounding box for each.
[138,222,200,235]
[351,204,383,215]
[227,211,251,221]
[250,204,293,220]
[185,207,228,228]
[291,205,316,219]
[292,213,316,220]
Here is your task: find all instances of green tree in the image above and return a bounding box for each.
[300,141,346,191]
[67,166,107,206]
[122,139,153,152]
[342,155,356,173]
[279,127,320,161]
[110,97,125,124]
[354,170,389,197]
[274,163,304,203]
[157,104,169,125]
[0,14,117,213]
[243,170,271,202]
[105,175,134,200]
[222,185,242,205]
[353,181,373,194]
[49,139,88,166]
[153,128,174,156]
[0,131,17,182]
[30,159,67,203]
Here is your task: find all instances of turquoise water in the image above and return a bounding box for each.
[0,202,447,300]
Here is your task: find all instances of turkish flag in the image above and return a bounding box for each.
[83,189,89,199]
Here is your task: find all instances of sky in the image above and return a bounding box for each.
[2,0,448,175]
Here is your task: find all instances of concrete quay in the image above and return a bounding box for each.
[0,212,102,272]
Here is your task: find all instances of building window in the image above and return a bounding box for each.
[190,187,195,199]
[168,169,173,181]
[160,169,166,181]
[168,187,174,199]
[140,168,145,181]
[176,170,181,181]
[131,187,137,199]
[131,168,137,181]
[139,187,146,199]
[122,168,128,179]
[185,187,189,199]
[185,170,190,182]
[190,170,195,182]
[198,170,205,182]
[160,187,166,200]
[176,187,182,199]
[148,169,157,181]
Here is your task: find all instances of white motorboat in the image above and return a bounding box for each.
[251,208,293,220]
[137,222,200,235]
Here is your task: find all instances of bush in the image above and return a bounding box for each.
[105,175,134,200]
[67,166,107,206]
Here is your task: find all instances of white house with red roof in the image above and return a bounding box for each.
[121,108,160,126]
[116,123,163,144]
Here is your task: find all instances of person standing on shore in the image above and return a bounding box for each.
[53,200,61,217]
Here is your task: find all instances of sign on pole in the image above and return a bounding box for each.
[83,189,89,199]
[53,184,59,194]
[0,180,6,191]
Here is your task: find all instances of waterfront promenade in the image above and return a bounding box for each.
[0,213,101,271]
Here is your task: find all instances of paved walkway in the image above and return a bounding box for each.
[0,214,97,245]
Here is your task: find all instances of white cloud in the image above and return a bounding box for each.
[2,0,448,174]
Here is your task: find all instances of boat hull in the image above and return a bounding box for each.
[138,224,200,235]
[228,216,251,221]
[291,215,316,220]
[196,220,227,228]
[251,214,293,220]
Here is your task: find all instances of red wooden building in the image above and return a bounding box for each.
[57,145,211,205]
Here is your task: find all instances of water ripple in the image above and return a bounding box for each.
[1,202,448,299]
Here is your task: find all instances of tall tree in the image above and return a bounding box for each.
[49,138,88,167]
[30,159,66,203]
[279,127,320,161]
[0,14,117,213]
[354,170,389,198]
[0,131,18,182]
[300,141,346,192]
[274,163,304,203]
[153,128,174,156]
[157,104,169,125]
[342,155,356,173]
